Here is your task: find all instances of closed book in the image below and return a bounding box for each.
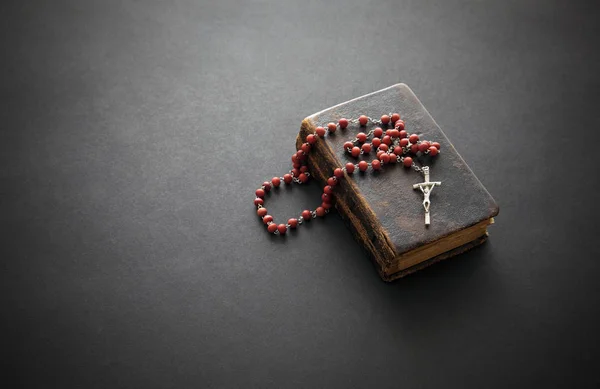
[296,84,499,281]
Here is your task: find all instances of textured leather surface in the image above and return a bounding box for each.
[304,84,498,257]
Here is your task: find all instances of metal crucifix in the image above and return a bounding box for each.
[412,166,441,226]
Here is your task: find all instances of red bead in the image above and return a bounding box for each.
[403,156,413,167]
[322,193,331,203]
[316,127,326,137]
[288,218,298,228]
[399,138,409,147]
[351,146,361,158]
[381,114,390,125]
[345,163,355,174]
[324,185,333,194]
[358,161,368,171]
[344,141,354,150]
[296,151,305,161]
[394,146,403,155]
[263,215,273,224]
[373,127,383,138]
[256,189,265,197]
[302,210,312,220]
[254,198,264,206]
[358,115,368,126]
[278,224,287,235]
[418,141,430,153]
[327,122,337,133]
[378,143,389,152]
[262,182,271,192]
[321,202,332,210]
[334,168,344,178]
[429,146,439,156]
[339,118,349,129]
[307,134,317,144]
[395,120,405,131]
[385,129,393,137]
[301,143,311,153]
[410,144,419,154]
[327,177,337,186]
[409,134,419,144]
[298,173,308,183]
[391,113,400,124]
[283,174,293,184]
[380,153,391,164]
[432,142,441,150]
[399,130,408,139]
[382,135,392,145]
[271,177,281,187]
[357,132,367,143]
[300,166,308,173]
[371,160,381,170]
[293,162,302,169]
[316,207,326,217]
[267,223,278,233]
[361,143,372,153]
[390,129,400,138]
[291,168,300,177]
[291,154,297,164]
[257,208,268,217]
[389,153,397,163]
[372,137,381,148]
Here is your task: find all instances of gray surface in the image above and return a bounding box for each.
[2,0,600,388]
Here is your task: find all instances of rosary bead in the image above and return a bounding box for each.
[378,143,389,152]
[372,137,381,148]
[334,168,344,178]
[327,177,338,186]
[395,120,405,131]
[339,118,349,129]
[381,114,390,124]
[410,144,419,154]
[300,166,308,173]
[399,130,407,138]
[327,122,337,133]
[429,146,439,156]
[271,177,281,187]
[371,159,382,170]
[322,193,331,203]
[351,146,361,158]
[324,185,333,195]
[283,174,293,184]
[301,143,311,153]
[403,156,413,167]
[262,182,272,192]
[267,223,278,233]
[263,215,273,224]
[391,113,400,123]
[382,135,392,145]
[256,189,265,198]
[409,134,419,144]
[399,138,409,147]
[361,143,372,153]
[302,210,312,220]
[298,173,309,183]
[373,127,383,138]
[316,207,326,217]
[389,153,397,163]
[359,115,368,126]
[254,198,264,206]
[394,146,403,155]
[296,150,306,161]
[291,168,300,177]
[376,150,384,159]
[316,126,326,137]
[321,202,332,210]
[345,162,355,174]
[257,207,268,217]
[288,218,298,228]
[291,154,298,164]
[358,161,369,171]
[380,153,391,164]
[432,141,441,150]
[390,129,400,138]
[344,141,354,150]
[385,129,393,137]
[293,162,302,170]
[278,224,287,235]
[418,141,430,153]
[357,132,367,143]
[307,134,317,144]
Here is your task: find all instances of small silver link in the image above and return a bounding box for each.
[311,211,317,219]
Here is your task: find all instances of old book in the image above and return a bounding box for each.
[296,84,499,281]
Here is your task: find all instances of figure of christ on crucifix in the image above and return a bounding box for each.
[412,166,441,225]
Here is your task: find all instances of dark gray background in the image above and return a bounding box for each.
[2,0,600,388]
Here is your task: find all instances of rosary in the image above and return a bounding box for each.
[254,113,442,235]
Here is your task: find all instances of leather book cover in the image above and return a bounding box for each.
[296,84,499,281]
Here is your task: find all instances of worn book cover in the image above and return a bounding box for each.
[296,84,499,281]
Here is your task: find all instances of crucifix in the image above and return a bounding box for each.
[412,166,441,226]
